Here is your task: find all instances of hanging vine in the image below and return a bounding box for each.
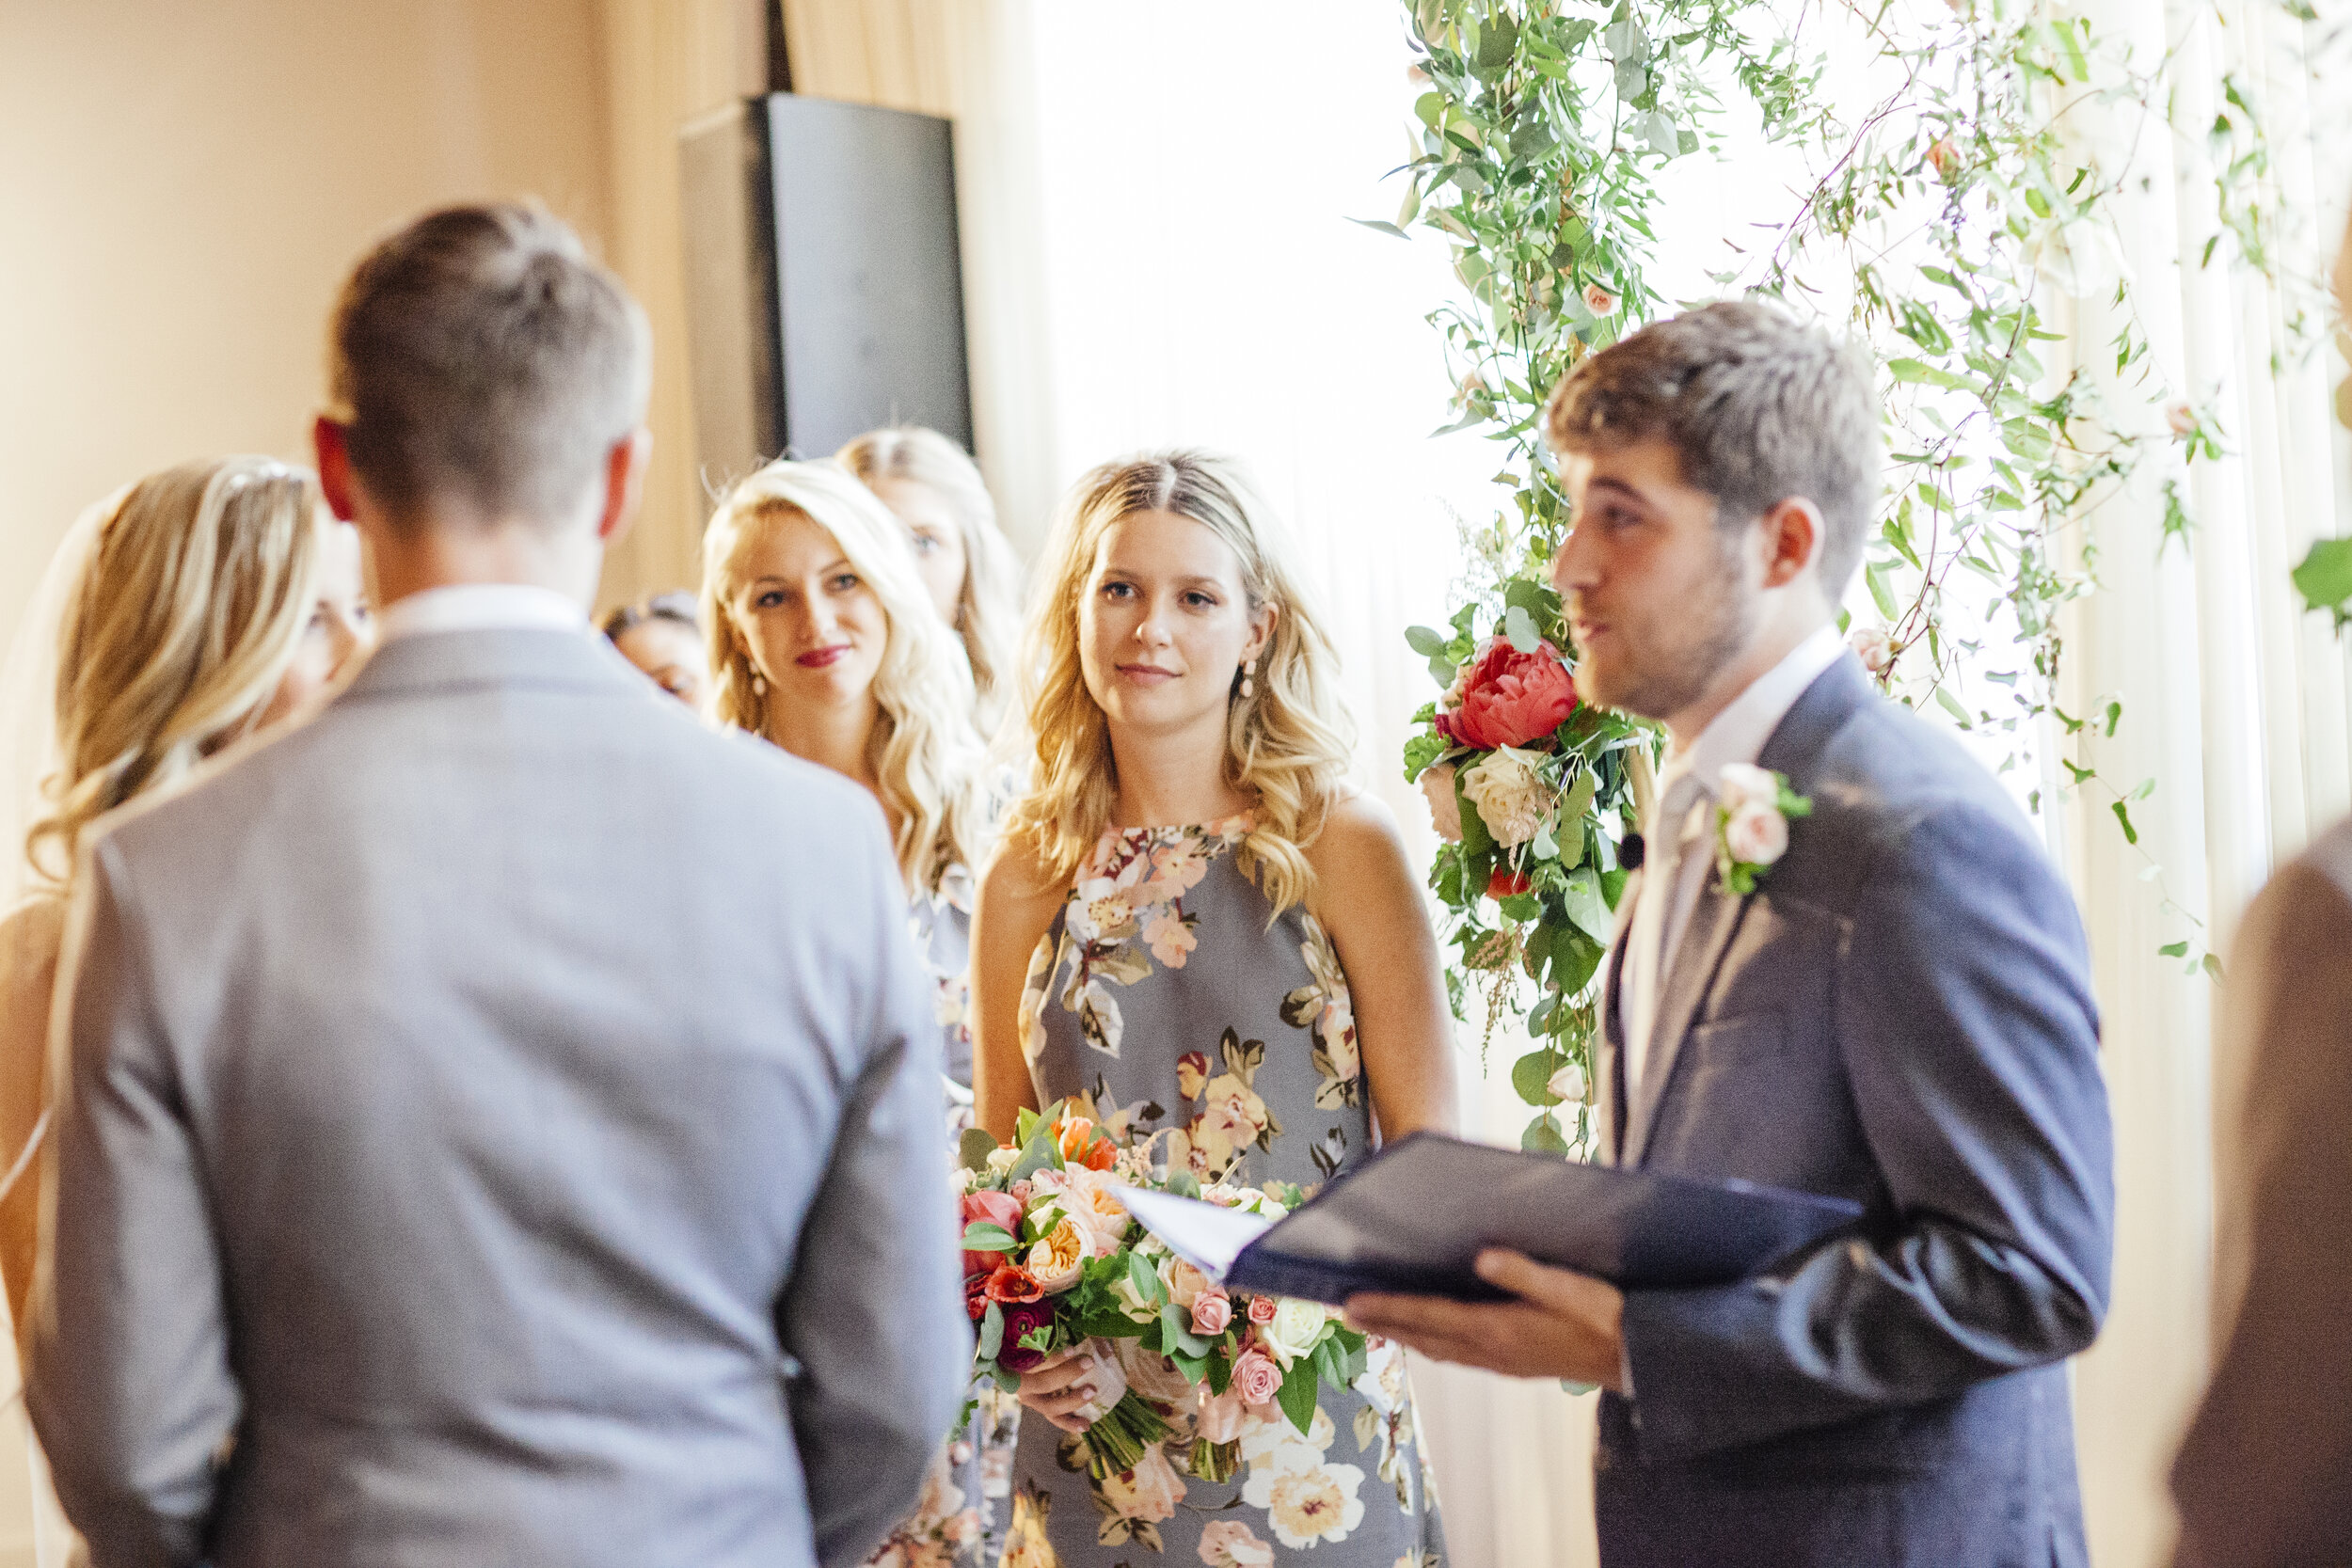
[1372,0,2292,1153]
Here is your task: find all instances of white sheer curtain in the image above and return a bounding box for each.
[778,4,2352,1565]
[2054,2,2352,1562]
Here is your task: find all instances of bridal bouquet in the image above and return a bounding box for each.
[954,1101,1370,1483]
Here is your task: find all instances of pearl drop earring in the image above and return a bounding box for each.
[752,671,768,697]
[1239,657,1257,701]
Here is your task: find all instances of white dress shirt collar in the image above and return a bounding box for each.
[376,584,590,644]
[1654,624,1847,814]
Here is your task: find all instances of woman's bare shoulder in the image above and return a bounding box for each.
[977,833,1069,930]
[0,895,65,984]
[1304,788,1410,875]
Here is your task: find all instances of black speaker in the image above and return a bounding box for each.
[679,92,974,492]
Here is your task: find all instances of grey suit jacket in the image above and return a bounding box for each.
[27,629,970,1568]
[1591,655,2114,1568]
[2170,817,2352,1568]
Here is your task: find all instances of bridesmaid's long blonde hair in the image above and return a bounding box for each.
[836,425,1022,736]
[27,458,327,887]
[700,458,987,895]
[1005,451,1352,914]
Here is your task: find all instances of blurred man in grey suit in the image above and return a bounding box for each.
[27,203,968,1568]
[1351,302,2113,1566]
[2169,208,2352,1568]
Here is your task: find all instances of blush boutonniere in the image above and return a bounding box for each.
[1713,763,1813,895]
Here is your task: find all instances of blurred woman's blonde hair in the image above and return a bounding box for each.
[836,426,1022,736]
[27,457,328,887]
[1004,450,1353,915]
[700,457,988,895]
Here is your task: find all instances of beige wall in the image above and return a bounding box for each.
[0,0,762,662]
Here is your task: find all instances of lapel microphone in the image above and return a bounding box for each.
[1621,832,1645,871]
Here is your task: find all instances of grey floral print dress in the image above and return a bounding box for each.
[866,865,1020,1568]
[1000,815,1444,1568]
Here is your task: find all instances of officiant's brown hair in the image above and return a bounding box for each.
[326,201,649,530]
[1544,299,1879,596]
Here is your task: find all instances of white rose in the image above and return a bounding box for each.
[1109,1269,1160,1323]
[1459,746,1550,848]
[1714,763,1778,815]
[985,1146,1020,1177]
[1546,1061,1586,1103]
[951,1166,977,1196]
[1261,1298,1328,1368]
[1419,763,1463,844]
[1849,625,1895,674]
[1724,800,1789,866]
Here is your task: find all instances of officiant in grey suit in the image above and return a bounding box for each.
[26,202,969,1568]
[1350,301,2115,1567]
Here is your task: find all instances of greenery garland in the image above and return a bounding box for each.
[1374,0,2291,1153]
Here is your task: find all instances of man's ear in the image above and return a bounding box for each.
[1758,497,1823,589]
[597,427,654,546]
[312,416,358,522]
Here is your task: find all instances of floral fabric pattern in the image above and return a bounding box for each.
[1012,816,1443,1567]
[868,869,1017,1568]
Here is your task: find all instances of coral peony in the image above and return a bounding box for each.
[983,1264,1044,1306]
[1441,637,1576,750]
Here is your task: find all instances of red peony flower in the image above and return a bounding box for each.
[1486,867,1533,899]
[1441,638,1576,751]
[962,1190,1025,1279]
[983,1263,1044,1306]
[995,1297,1057,1373]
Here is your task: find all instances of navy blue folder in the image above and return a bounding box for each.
[1121,1132,1864,1307]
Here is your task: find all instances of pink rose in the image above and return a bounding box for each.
[1926,135,1960,179]
[1197,1384,1248,1445]
[1849,625,1895,675]
[1247,1295,1277,1326]
[1419,762,1463,843]
[1724,800,1789,866]
[1582,282,1619,316]
[961,1190,1024,1279]
[1441,637,1577,750]
[1192,1290,1233,1335]
[1164,1259,1209,1311]
[2167,401,2197,437]
[1009,1180,1033,1206]
[1232,1347,1281,1406]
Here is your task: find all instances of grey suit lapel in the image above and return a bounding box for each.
[1619,653,1873,1168]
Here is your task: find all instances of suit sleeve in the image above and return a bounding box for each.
[1619,799,2113,1458]
[2169,856,2352,1568]
[28,839,240,1568]
[775,816,972,1568]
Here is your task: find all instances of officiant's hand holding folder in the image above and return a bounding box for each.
[1118,1132,1863,1306]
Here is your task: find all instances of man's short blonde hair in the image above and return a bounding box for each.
[327,201,649,530]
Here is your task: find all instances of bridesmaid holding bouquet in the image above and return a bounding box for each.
[973,451,1454,1567]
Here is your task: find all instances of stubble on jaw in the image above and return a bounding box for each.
[1570,535,1755,725]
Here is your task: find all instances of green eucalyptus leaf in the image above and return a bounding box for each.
[1406,624,1452,657]
[977,1302,1005,1361]
[2292,538,2352,619]
[1520,1114,1571,1155]
[1504,604,1542,653]
[1513,1049,1565,1106]
[960,1128,1000,1173]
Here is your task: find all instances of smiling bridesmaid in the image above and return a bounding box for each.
[972,450,1454,1568]
[698,457,1014,1565]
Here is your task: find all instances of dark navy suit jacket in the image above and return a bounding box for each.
[1592,654,2114,1568]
